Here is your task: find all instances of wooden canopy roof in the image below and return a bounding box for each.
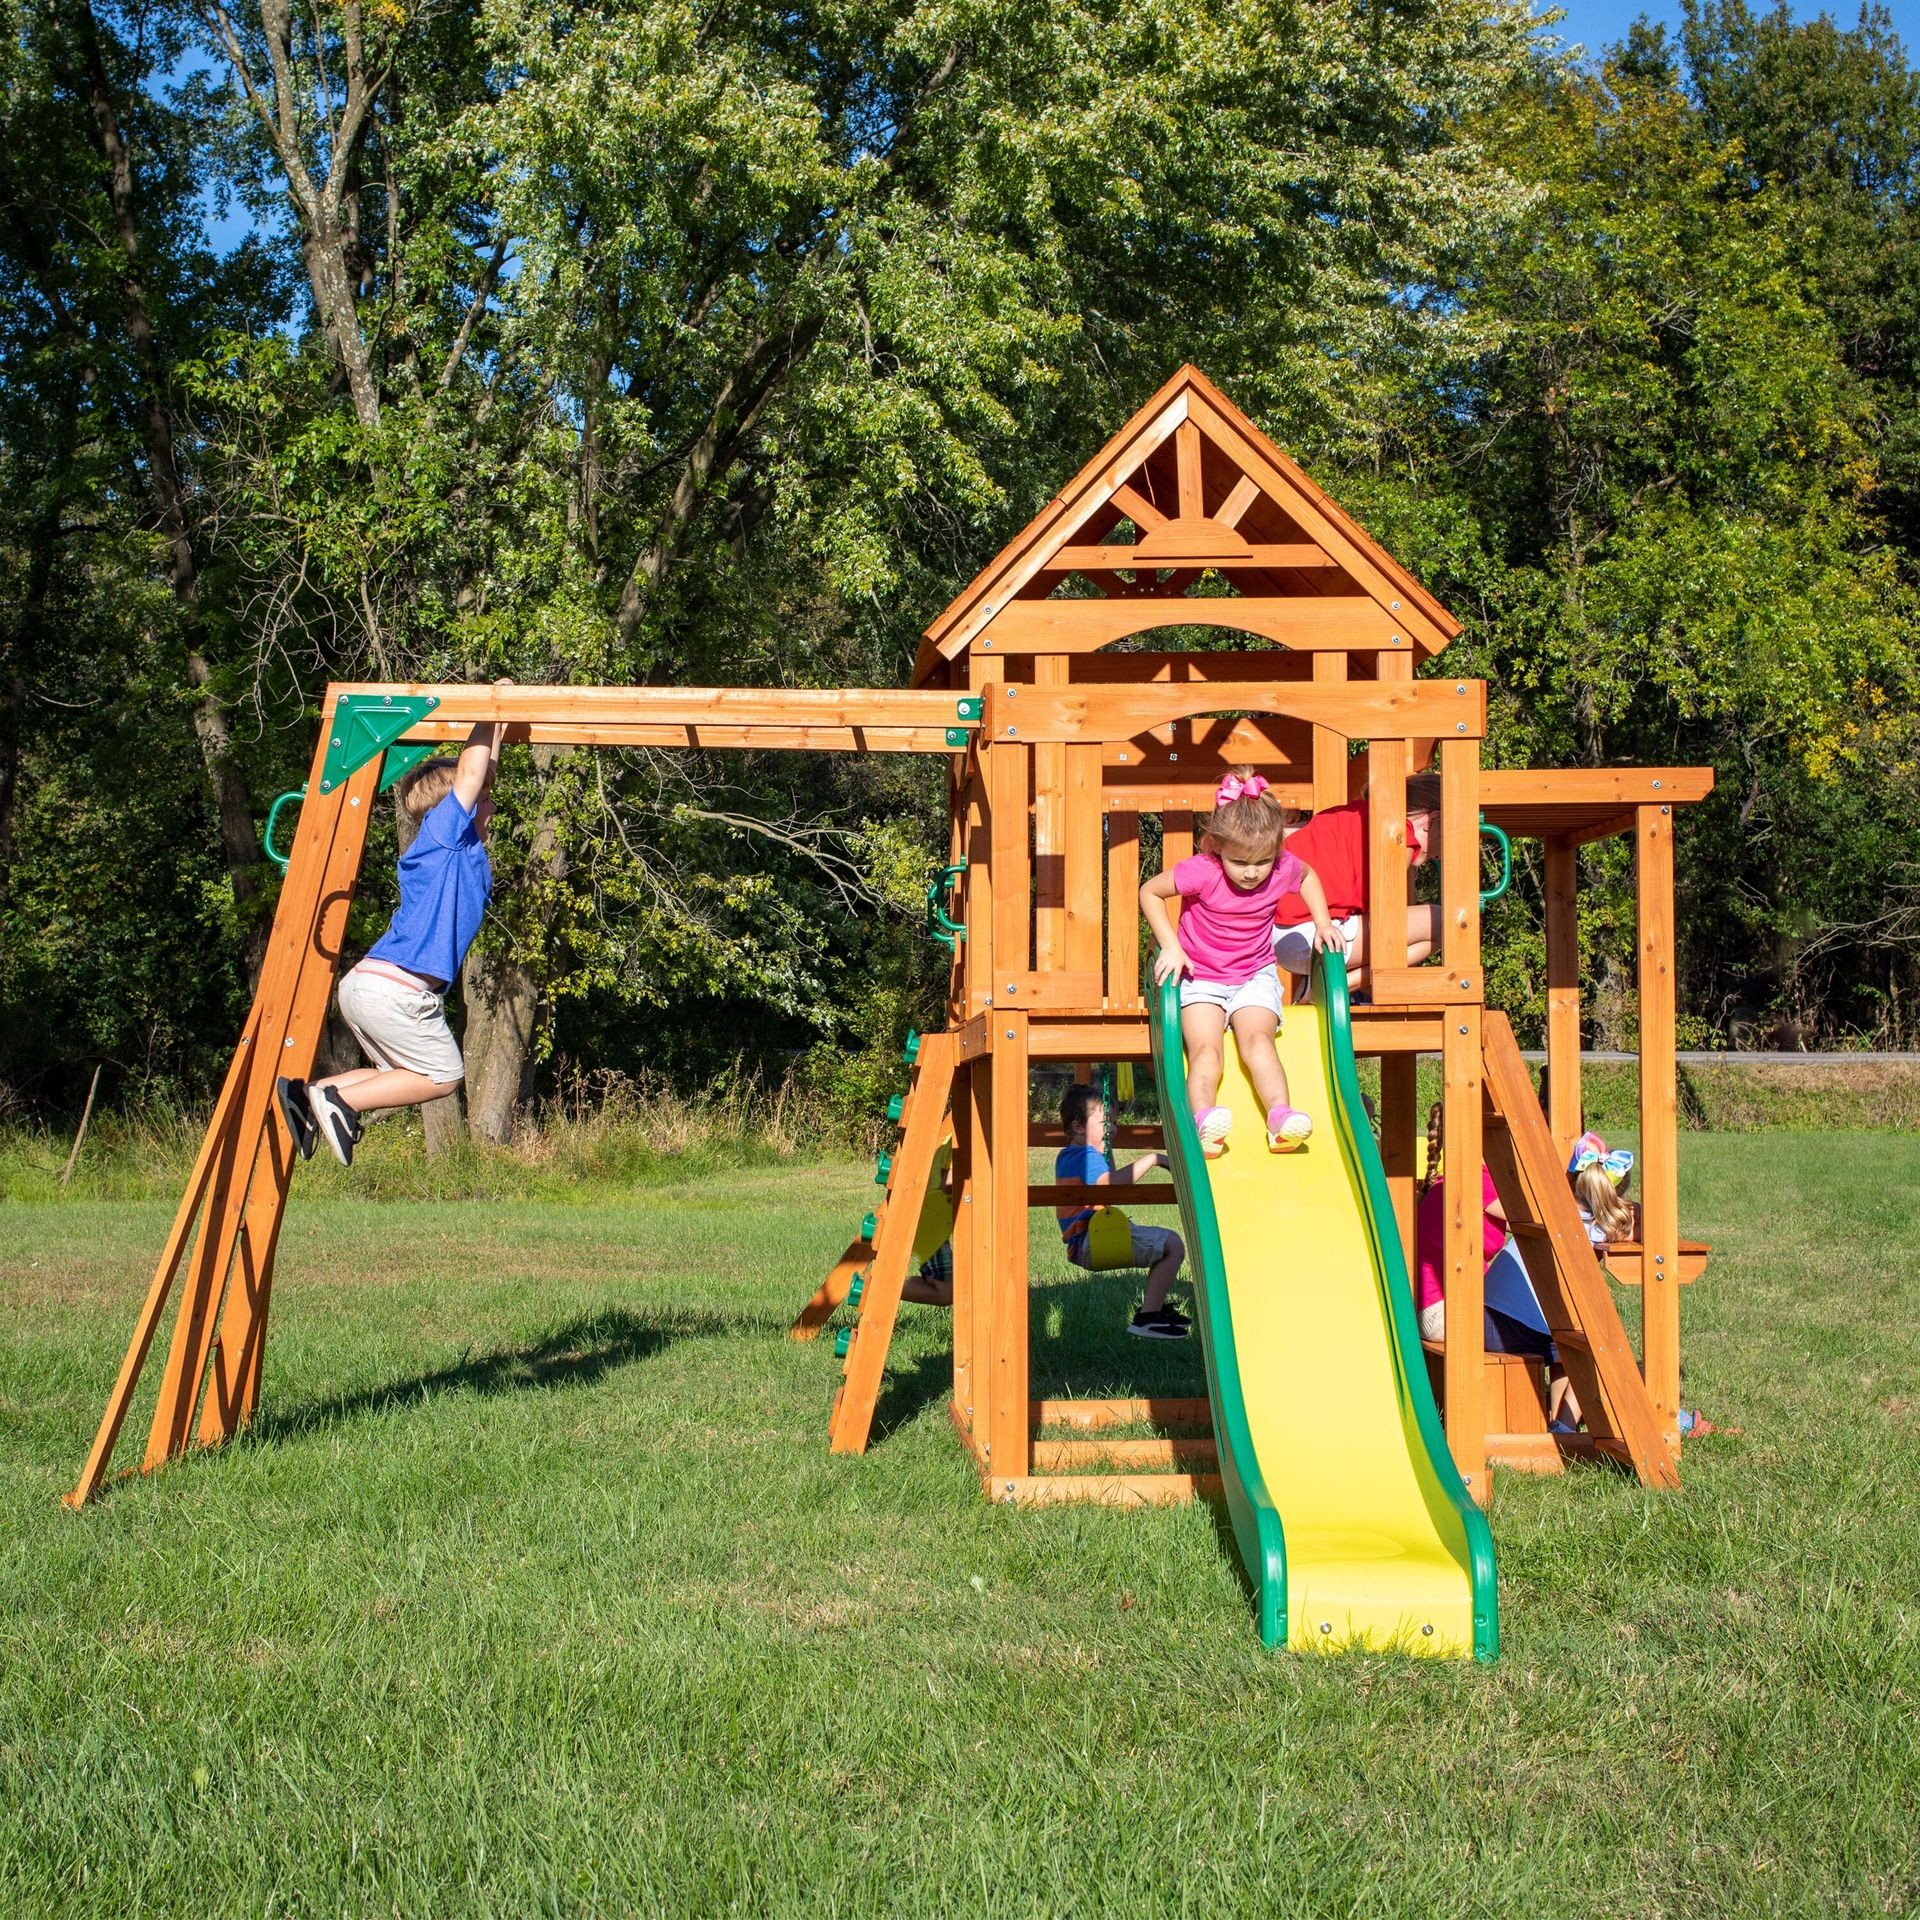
[912,365,1462,686]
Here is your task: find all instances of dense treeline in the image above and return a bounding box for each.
[2,0,1915,1134]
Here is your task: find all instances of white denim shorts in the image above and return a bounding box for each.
[1179,964,1286,1021]
[1273,912,1364,978]
[336,962,465,1083]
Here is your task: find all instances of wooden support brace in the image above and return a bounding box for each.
[829,1032,958,1454]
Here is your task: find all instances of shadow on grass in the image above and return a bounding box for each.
[249,1304,737,1445]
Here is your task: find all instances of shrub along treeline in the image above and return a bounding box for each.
[2,0,1916,1138]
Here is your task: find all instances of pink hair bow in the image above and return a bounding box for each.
[1215,772,1268,806]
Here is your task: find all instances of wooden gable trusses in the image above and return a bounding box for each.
[913,365,1461,683]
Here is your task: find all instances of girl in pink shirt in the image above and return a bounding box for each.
[1140,768,1339,1154]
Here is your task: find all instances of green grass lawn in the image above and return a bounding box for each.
[3,1135,1918,1916]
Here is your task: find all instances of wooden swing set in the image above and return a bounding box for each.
[68,366,1711,1515]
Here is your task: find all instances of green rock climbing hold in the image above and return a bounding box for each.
[834,1328,853,1358]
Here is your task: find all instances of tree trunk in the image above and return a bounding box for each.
[75,0,268,977]
[460,945,539,1147]
[455,750,573,1146]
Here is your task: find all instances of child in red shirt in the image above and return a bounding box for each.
[1273,772,1442,994]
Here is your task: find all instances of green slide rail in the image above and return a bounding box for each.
[1150,952,1499,1659]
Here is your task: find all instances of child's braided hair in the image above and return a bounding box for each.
[1420,1101,1445,1196]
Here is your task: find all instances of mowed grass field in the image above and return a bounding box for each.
[3,1134,1918,1916]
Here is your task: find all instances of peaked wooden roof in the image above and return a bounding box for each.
[912,365,1461,685]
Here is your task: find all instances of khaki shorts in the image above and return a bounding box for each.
[336,963,464,1083]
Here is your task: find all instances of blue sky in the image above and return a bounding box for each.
[1551,0,1918,63]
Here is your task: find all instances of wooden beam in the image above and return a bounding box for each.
[1043,544,1336,573]
[1030,1397,1210,1429]
[329,682,979,739]
[1069,651,1315,685]
[971,596,1411,657]
[1113,482,1169,531]
[1479,767,1715,809]
[1026,1184,1180,1208]
[984,678,1483,745]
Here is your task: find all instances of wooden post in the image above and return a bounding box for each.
[990,740,1032,986]
[1544,835,1582,1158]
[1106,812,1141,1010]
[1437,734,1486,1502]
[1311,655,1347,814]
[985,1010,1031,1484]
[1442,1007,1487,1504]
[1636,803,1681,1440]
[1368,738,1409,973]
[1439,736,1481,986]
[1063,741,1103,976]
[1034,656,1067,969]
[949,1064,975,1439]
[1163,810,1193,871]
[1380,1055,1418,1268]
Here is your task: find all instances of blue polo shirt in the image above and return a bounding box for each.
[1054,1142,1110,1250]
[366,793,492,990]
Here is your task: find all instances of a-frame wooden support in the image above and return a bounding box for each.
[823,1031,957,1454]
[65,704,377,1506]
[1480,1015,1680,1490]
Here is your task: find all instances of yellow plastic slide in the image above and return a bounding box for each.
[1150,955,1497,1658]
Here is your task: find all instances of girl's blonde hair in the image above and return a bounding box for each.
[1574,1163,1634,1243]
[1200,766,1290,861]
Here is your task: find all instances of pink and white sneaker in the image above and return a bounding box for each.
[1194,1106,1232,1158]
[1267,1104,1313,1151]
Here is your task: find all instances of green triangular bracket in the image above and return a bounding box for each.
[378,742,441,793]
[318,694,440,795]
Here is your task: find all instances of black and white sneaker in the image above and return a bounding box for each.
[310,1085,363,1167]
[275,1077,318,1160]
[1127,1306,1191,1341]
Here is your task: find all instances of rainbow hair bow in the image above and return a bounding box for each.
[1215,772,1268,806]
[1567,1130,1634,1185]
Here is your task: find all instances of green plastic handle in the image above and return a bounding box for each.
[926,860,968,950]
[262,788,306,873]
[1478,818,1512,906]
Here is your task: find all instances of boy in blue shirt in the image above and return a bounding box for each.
[1054,1084,1189,1340]
[276,710,506,1166]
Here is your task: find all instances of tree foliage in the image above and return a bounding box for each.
[3,0,1918,1125]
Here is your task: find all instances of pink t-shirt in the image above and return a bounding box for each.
[1172,850,1305,986]
[1413,1167,1505,1310]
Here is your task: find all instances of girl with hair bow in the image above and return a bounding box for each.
[1139,766,1340,1154]
[1566,1130,1636,1247]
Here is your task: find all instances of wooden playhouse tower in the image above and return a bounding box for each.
[68,365,1710,1514]
[794,366,1711,1506]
